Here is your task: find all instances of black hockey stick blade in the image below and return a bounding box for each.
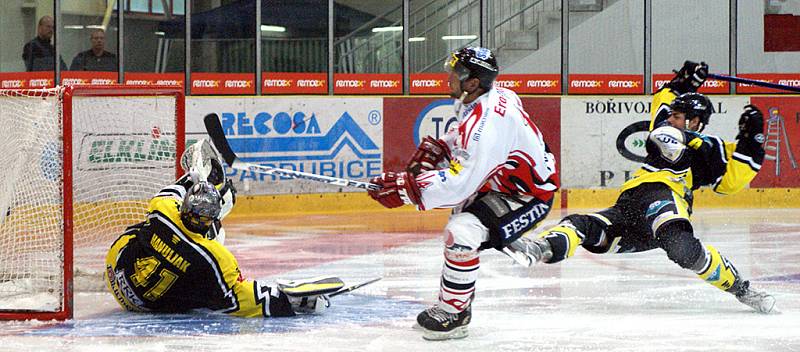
[203,113,238,167]
[329,277,382,297]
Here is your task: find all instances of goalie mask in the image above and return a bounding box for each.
[444,46,499,91]
[180,181,222,235]
[670,92,714,133]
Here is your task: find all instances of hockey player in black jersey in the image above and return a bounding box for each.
[508,61,777,314]
[104,141,344,317]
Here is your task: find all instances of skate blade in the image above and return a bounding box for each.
[421,326,469,341]
[759,296,779,315]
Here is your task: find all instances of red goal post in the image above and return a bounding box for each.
[0,85,185,320]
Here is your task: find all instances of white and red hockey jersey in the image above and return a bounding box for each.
[415,87,559,210]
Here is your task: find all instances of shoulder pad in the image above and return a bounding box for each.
[649,126,687,163]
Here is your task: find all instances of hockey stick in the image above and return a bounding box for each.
[709,73,800,93]
[329,277,382,297]
[203,113,380,191]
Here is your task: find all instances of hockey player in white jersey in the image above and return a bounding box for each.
[368,47,559,340]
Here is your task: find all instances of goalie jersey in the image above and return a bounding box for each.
[104,175,292,317]
[620,87,765,199]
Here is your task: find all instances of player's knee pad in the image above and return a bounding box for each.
[655,223,704,270]
[443,213,488,252]
[537,223,584,264]
[696,245,741,292]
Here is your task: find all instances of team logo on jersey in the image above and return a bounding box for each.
[645,200,672,218]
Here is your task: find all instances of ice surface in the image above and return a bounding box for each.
[1,208,798,352]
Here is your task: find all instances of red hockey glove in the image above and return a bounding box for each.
[405,136,451,176]
[367,172,421,209]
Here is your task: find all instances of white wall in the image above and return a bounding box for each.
[0,0,34,72]
[652,0,729,73]
[739,0,800,72]
[569,0,643,73]
[506,0,800,75]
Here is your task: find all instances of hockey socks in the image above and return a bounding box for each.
[695,246,777,314]
[536,223,584,263]
[439,247,478,313]
[695,245,739,292]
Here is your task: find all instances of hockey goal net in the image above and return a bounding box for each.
[0,85,184,320]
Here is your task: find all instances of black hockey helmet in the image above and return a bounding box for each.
[670,92,714,132]
[444,46,499,90]
[180,181,222,235]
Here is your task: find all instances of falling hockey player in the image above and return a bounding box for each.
[508,61,777,314]
[104,140,347,317]
[367,47,560,340]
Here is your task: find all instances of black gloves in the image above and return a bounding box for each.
[668,61,709,94]
[208,158,225,186]
[737,105,765,145]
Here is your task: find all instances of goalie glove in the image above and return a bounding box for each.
[180,139,225,185]
[668,60,708,94]
[406,136,451,176]
[368,171,422,209]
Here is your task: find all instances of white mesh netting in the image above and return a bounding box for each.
[0,87,179,313]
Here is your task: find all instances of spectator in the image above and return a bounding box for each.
[70,28,118,71]
[22,15,67,71]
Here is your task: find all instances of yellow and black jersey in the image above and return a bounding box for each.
[104,176,292,318]
[621,87,763,200]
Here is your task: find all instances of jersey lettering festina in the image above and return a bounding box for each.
[416,87,559,210]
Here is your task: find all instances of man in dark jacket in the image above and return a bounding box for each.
[70,28,118,71]
[22,16,66,71]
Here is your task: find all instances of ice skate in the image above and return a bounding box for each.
[733,280,777,314]
[416,305,471,340]
[504,235,552,267]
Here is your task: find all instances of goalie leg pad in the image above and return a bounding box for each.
[276,276,344,297]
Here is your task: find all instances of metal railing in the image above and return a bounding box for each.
[161,2,562,76]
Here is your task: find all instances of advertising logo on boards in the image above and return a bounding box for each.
[76,132,176,171]
[615,121,650,163]
[219,109,382,182]
[1,80,26,88]
[413,99,457,147]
